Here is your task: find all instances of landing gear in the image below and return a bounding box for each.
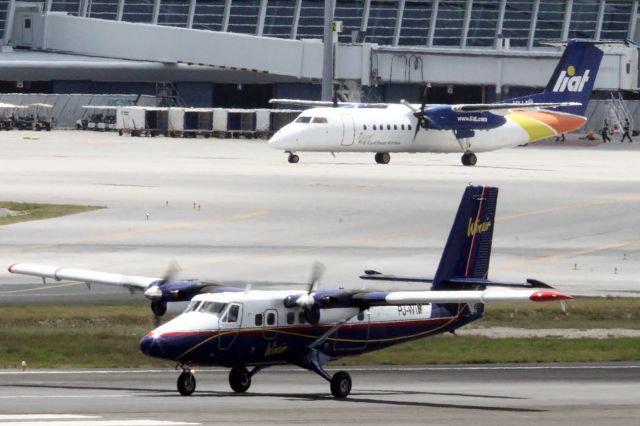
[330,371,352,398]
[374,152,390,164]
[177,370,196,396]
[287,152,299,164]
[461,152,477,166]
[229,366,251,393]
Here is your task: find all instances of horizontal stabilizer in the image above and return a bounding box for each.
[360,270,434,283]
[450,102,581,114]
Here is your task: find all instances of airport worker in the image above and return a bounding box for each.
[601,120,611,143]
[621,118,632,143]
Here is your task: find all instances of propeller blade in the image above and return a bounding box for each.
[158,261,182,288]
[308,261,325,294]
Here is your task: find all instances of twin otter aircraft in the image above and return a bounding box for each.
[269,40,603,166]
[10,185,571,398]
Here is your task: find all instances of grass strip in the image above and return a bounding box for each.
[1,300,639,368]
[0,201,103,226]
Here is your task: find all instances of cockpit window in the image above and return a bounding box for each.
[295,116,312,123]
[221,304,240,323]
[184,300,202,313]
[200,301,227,315]
[311,117,328,123]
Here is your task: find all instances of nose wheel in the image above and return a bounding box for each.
[461,152,477,166]
[374,152,390,164]
[287,152,299,163]
[177,370,196,396]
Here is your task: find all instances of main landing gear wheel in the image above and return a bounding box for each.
[374,152,390,164]
[330,371,352,398]
[229,366,251,393]
[287,153,299,164]
[461,152,477,166]
[177,371,196,396]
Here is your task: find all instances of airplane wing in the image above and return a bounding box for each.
[7,263,158,292]
[352,288,572,305]
[450,102,581,114]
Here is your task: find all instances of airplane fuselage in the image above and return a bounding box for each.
[268,105,586,155]
[140,290,479,366]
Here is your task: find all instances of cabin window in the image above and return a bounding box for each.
[379,124,383,130]
[294,116,311,123]
[373,124,376,130]
[408,124,412,130]
[311,117,328,123]
[393,124,397,130]
[357,311,365,321]
[287,312,295,324]
[298,312,306,324]
[255,313,263,326]
[363,124,367,130]
[401,124,405,130]
[387,124,391,130]
[267,312,276,326]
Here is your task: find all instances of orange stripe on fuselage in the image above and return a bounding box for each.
[511,110,587,134]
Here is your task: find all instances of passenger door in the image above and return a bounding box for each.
[340,114,355,146]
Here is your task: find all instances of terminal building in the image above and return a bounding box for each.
[0,0,639,124]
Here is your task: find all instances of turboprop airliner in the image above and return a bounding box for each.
[269,40,603,165]
[8,185,571,398]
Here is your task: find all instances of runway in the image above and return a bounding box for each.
[0,364,638,425]
[1,131,639,299]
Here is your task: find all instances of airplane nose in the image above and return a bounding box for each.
[268,128,297,149]
[139,334,158,357]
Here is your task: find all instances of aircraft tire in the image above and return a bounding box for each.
[330,371,352,398]
[461,153,477,166]
[288,153,299,164]
[229,366,251,393]
[177,371,196,396]
[380,153,390,164]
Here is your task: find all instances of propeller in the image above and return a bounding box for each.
[296,262,325,308]
[411,84,430,142]
[146,261,182,323]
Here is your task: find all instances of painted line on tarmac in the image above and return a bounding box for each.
[2,364,639,376]
[0,420,198,426]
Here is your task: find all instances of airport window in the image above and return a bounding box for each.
[367,0,396,45]
[193,0,226,31]
[399,1,432,46]
[467,0,500,48]
[335,0,365,43]
[297,0,325,40]
[502,0,535,47]
[158,0,190,28]
[228,0,260,35]
[88,0,119,20]
[267,312,276,325]
[533,0,566,45]
[600,0,633,40]
[295,116,312,123]
[255,313,263,326]
[122,0,154,23]
[569,0,599,40]
[298,312,306,324]
[433,0,466,47]
[311,117,328,123]
[264,0,296,38]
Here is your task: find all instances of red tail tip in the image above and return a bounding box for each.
[530,290,573,302]
[7,264,16,273]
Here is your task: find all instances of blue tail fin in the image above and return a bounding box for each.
[505,40,603,116]
[432,185,498,290]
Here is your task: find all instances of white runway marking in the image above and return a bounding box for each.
[0,415,199,426]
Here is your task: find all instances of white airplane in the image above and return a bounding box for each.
[8,185,571,398]
[268,40,603,165]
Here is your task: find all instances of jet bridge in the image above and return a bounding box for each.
[8,8,329,81]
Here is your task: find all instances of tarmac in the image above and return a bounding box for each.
[0,364,638,425]
[1,130,639,299]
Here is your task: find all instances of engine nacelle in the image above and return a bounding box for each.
[304,307,360,325]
